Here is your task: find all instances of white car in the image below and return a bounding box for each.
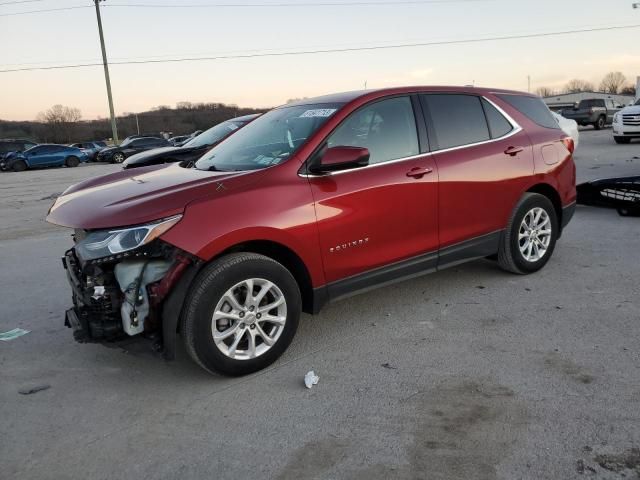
[612,98,640,144]
[551,111,579,150]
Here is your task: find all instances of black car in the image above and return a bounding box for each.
[122,115,259,169]
[97,137,170,163]
[0,139,37,160]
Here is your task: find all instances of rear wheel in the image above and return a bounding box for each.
[112,152,125,163]
[12,160,27,172]
[498,193,558,274]
[614,136,631,144]
[594,116,606,130]
[65,156,80,168]
[182,253,301,376]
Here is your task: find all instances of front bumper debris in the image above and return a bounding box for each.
[577,175,640,216]
[61,243,193,351]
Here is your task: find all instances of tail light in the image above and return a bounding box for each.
[562,136,575,154]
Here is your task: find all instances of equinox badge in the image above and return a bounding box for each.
[330,237,369,253]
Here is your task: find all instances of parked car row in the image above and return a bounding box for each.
[0,144,89,171]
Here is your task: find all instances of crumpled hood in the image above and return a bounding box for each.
[46,163,255,230]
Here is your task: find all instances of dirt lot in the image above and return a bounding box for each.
[1,132,639,479]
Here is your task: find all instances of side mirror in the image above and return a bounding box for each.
[311,146,370,174]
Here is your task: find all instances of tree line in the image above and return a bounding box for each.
[535,71,636,98]
[0,101,266,144]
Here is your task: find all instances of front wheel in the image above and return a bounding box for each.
[112,152,125,163]
[182,253,301,376]
[497,193,558,274]
[65,156,80,168]
[594,116,606,130]
[12,160,27,172]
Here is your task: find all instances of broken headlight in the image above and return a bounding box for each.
[75,215,182,262]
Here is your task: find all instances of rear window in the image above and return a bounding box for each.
[497,94,559,130]
[422,94,490,150]
[578,99,605,108]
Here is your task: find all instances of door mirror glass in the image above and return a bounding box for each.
[313,146,370,173]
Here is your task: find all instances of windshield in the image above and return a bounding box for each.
[635,99,640,106]
[195,103,342,172]
[120,138,134,147]
[184,120,247,148]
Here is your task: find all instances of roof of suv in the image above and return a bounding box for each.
[283,86,534,108]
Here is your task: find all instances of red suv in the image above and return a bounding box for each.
[47,86,576,376]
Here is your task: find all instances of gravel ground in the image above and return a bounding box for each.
[0,131,639,480]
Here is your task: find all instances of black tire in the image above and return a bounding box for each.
[497,193,559,274]
[594,116,605,130]
[112,152,125,164]
[182,253,301,376]
[12,160,27,172]
[614,136,631,144]
[65,156,80,168]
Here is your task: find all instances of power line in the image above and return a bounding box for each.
[0,0,492,15]
[0,5,90,16]
[0,0,47,5]
[104,0,493,7]
[1,23,638,73]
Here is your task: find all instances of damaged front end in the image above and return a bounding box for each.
[576,175,640,217]
[62,215,196,356]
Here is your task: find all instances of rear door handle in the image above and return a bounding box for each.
[406,166,433,178]
[504,146,524,156]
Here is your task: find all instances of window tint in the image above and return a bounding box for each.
[327,96,419,165]
[481,99,513,139]
[423,94,490,150]
[497,94,559,130]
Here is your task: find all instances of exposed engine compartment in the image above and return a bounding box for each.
[63,239,192,348]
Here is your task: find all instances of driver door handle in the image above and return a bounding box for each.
[504,146,524,156]
[406,166,433,178]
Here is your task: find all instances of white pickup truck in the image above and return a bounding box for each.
[613,98,640,144]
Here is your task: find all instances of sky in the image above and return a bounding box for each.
[0,0,639,121]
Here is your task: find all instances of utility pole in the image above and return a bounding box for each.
[527,75,531,93]
[94,0,118,143]
[135,114,140,135]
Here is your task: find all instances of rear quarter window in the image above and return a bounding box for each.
[497,94,559,130]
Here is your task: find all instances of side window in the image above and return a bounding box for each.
[423,94,490,150]
[497,94,559,130]
[326,96,419,165]
[131,139,146,147]
[481,99,513,139]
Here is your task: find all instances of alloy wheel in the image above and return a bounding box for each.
[211,278,287,360]
[518,207,552,262]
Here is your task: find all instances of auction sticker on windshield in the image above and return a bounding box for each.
[299,109,337,118]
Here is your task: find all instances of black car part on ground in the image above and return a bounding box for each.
[576,175,640,216]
